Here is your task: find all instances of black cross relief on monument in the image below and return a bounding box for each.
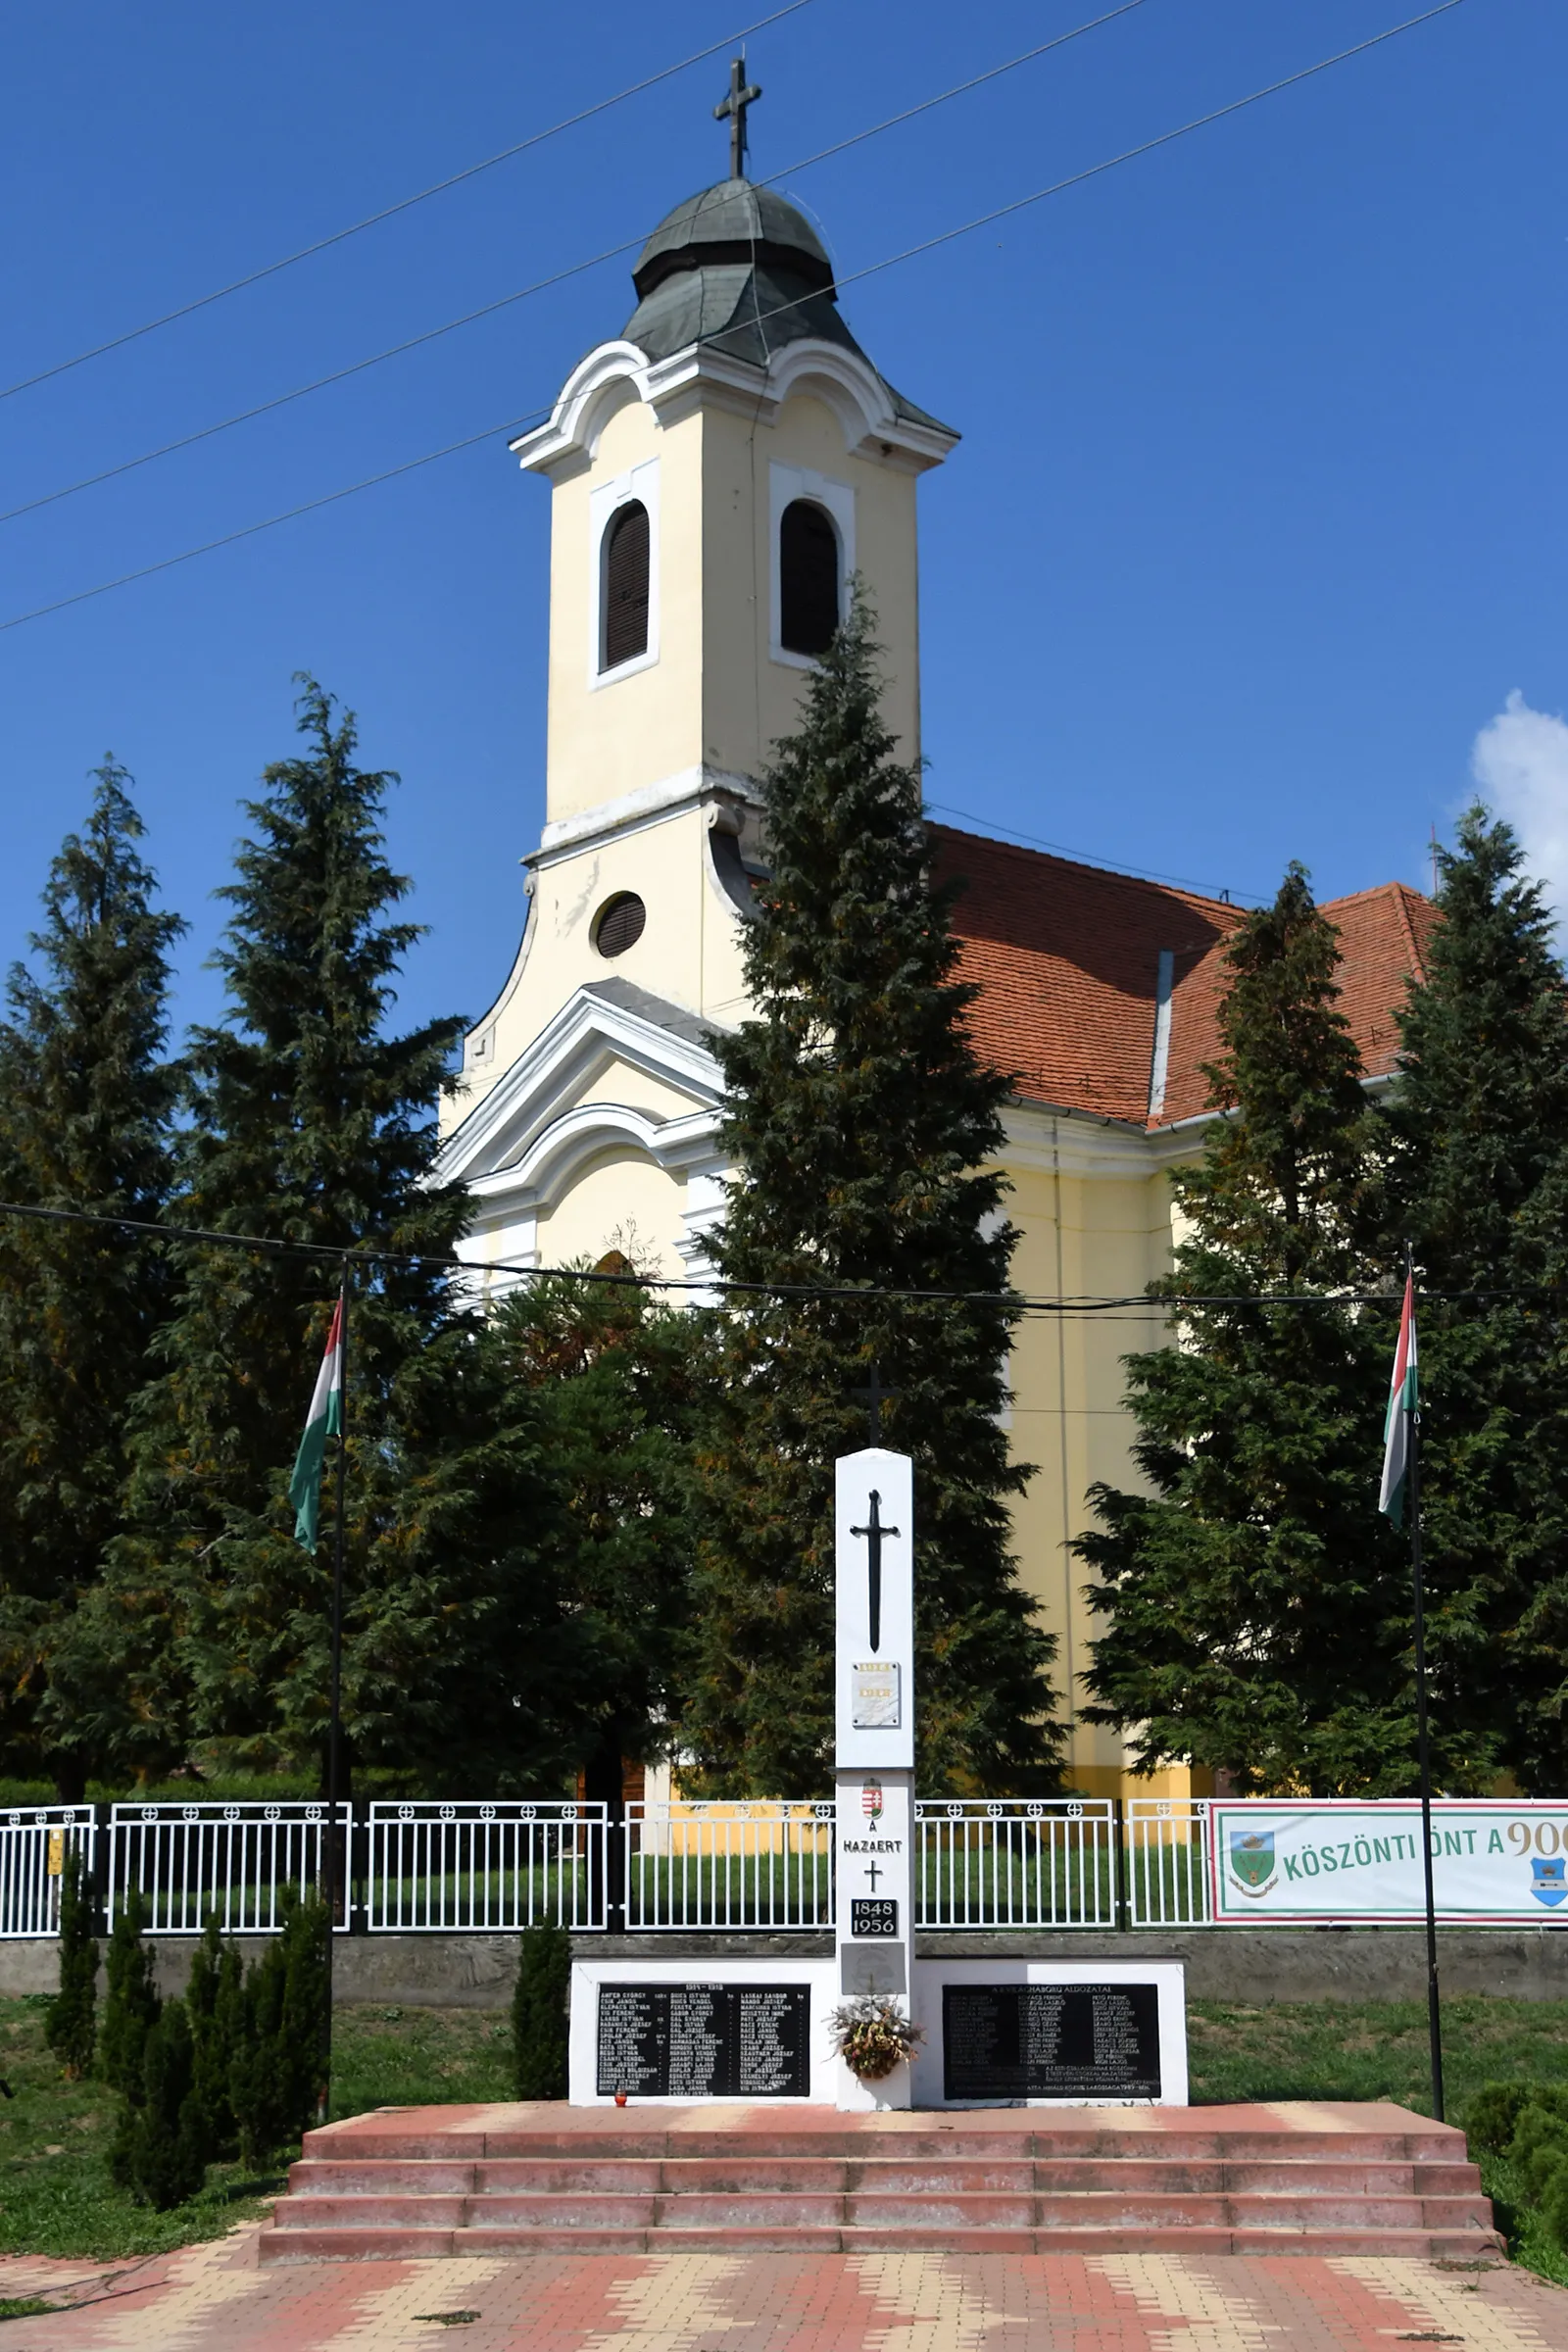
[714,57,761,179]
[850,1490,900,1654]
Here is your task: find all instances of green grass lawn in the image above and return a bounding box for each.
[0,1994,514,2261]
[5,1989,1568,2270]
[1186,1996,1568,2287]
[1186,1994,1568,2111]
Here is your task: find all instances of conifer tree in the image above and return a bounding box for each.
[511,1921,571,2099]
[44,1845,98,2078]
[112,1999,207,2209]
[231,1886,328,2165]
[485,1269,710,1789]
[1078,864,1492,1793]
[1387,808,1568,1790]
[47,680,472,1785]
[98,1889,161,2095]
[681,600,1059,1795]
[186,1916,243,2157]
[0,763,182,1793]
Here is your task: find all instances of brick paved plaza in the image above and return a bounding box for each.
[1,2239,1564,2352]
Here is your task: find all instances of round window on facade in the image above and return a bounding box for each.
[593,892,647,957]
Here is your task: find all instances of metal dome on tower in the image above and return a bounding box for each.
[620,60,948,429]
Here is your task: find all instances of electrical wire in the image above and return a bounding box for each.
[0,0,1155,531]
[927,803,1265,906]
[709,0,1474,367]
[0,263,631,530]
[0,411,553,632]
[0,1198,1537,1318]
[0,0,1471,636]
[0,2,815,408]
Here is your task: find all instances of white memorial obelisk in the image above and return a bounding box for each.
[834,1446,916,2110]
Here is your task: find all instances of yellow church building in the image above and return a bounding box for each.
[436,146,1428,1797]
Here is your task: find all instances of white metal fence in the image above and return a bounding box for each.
[0,1806,95,1939]
[623,1800,835,1931]
[366,1801,608,1932]
[1125,1798,1208,1928]
[108,1801,347,1935]
[18,1793,1568,1937]
[915,1799,1117,1928]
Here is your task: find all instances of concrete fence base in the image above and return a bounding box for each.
[2,1926,1567,2008]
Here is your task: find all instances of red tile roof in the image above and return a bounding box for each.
[929,825,1433,1132]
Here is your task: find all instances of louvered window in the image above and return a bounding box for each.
[779,499,840,656]
[594,893,646,957]
[601,501,650,671]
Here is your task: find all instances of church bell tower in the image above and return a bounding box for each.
[441,72,957,1282]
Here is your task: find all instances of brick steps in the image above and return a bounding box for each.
[258,2101,1501,2265]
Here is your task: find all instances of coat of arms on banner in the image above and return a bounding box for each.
[1228,1829,1276,1896]
[1532,1857,1567,1907]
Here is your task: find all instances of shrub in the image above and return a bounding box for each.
[112,2000,208,2209]
[98,1889,160,2095]
[231,1886,329,2169]
[1512,2101,1568,2204]
[512,1923,571,2099]
[1465,2083,1568,2254]
[43,1844,97,2078]
[1466,2081,1538,2155]
[186,1916,244,2159]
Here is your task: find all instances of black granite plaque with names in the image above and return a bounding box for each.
[942,1982,1162,2102]
[596,1982,810,2098]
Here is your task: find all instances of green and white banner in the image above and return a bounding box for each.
[1210,1800,1568,1922]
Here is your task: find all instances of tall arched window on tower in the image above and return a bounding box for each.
[601,500,650,672]
[779,498,840,657]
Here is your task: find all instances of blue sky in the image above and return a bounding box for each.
[0,0,1562,1037]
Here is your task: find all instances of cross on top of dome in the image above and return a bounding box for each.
[713,57,761,179]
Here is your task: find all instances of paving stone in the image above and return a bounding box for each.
[5,2241,1561,2352]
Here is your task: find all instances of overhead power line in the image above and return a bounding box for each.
[0,0,1470,636]
[0,1198,1531,1317]
[0,0,1155,530]
[0,410,553,632]
[0,2,815,409]
[926,801,1266,906]
[729,0,1472,348]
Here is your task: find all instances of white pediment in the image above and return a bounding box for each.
[436,978,726,1209]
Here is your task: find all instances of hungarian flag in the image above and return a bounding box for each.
[1378,1271,1418,1527]
[289,1296,343,1549]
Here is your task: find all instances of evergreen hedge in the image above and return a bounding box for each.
[43,1844,97,2079]
[98,1888,160,2096]
[231,1887,330,2171]
[512,1922,570,2099]
[111,2000,207,2210]
[106,1886,330,2208]
[1468,2082,1568,2252]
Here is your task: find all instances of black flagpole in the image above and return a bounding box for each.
[1405,1243,1445,2124]
[319,1264,349,2121]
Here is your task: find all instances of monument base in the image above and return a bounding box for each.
[260,2098,1500,2263]
[571,1955,1188,2111]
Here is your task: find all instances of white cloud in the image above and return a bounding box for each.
[1471,690,1568,918]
